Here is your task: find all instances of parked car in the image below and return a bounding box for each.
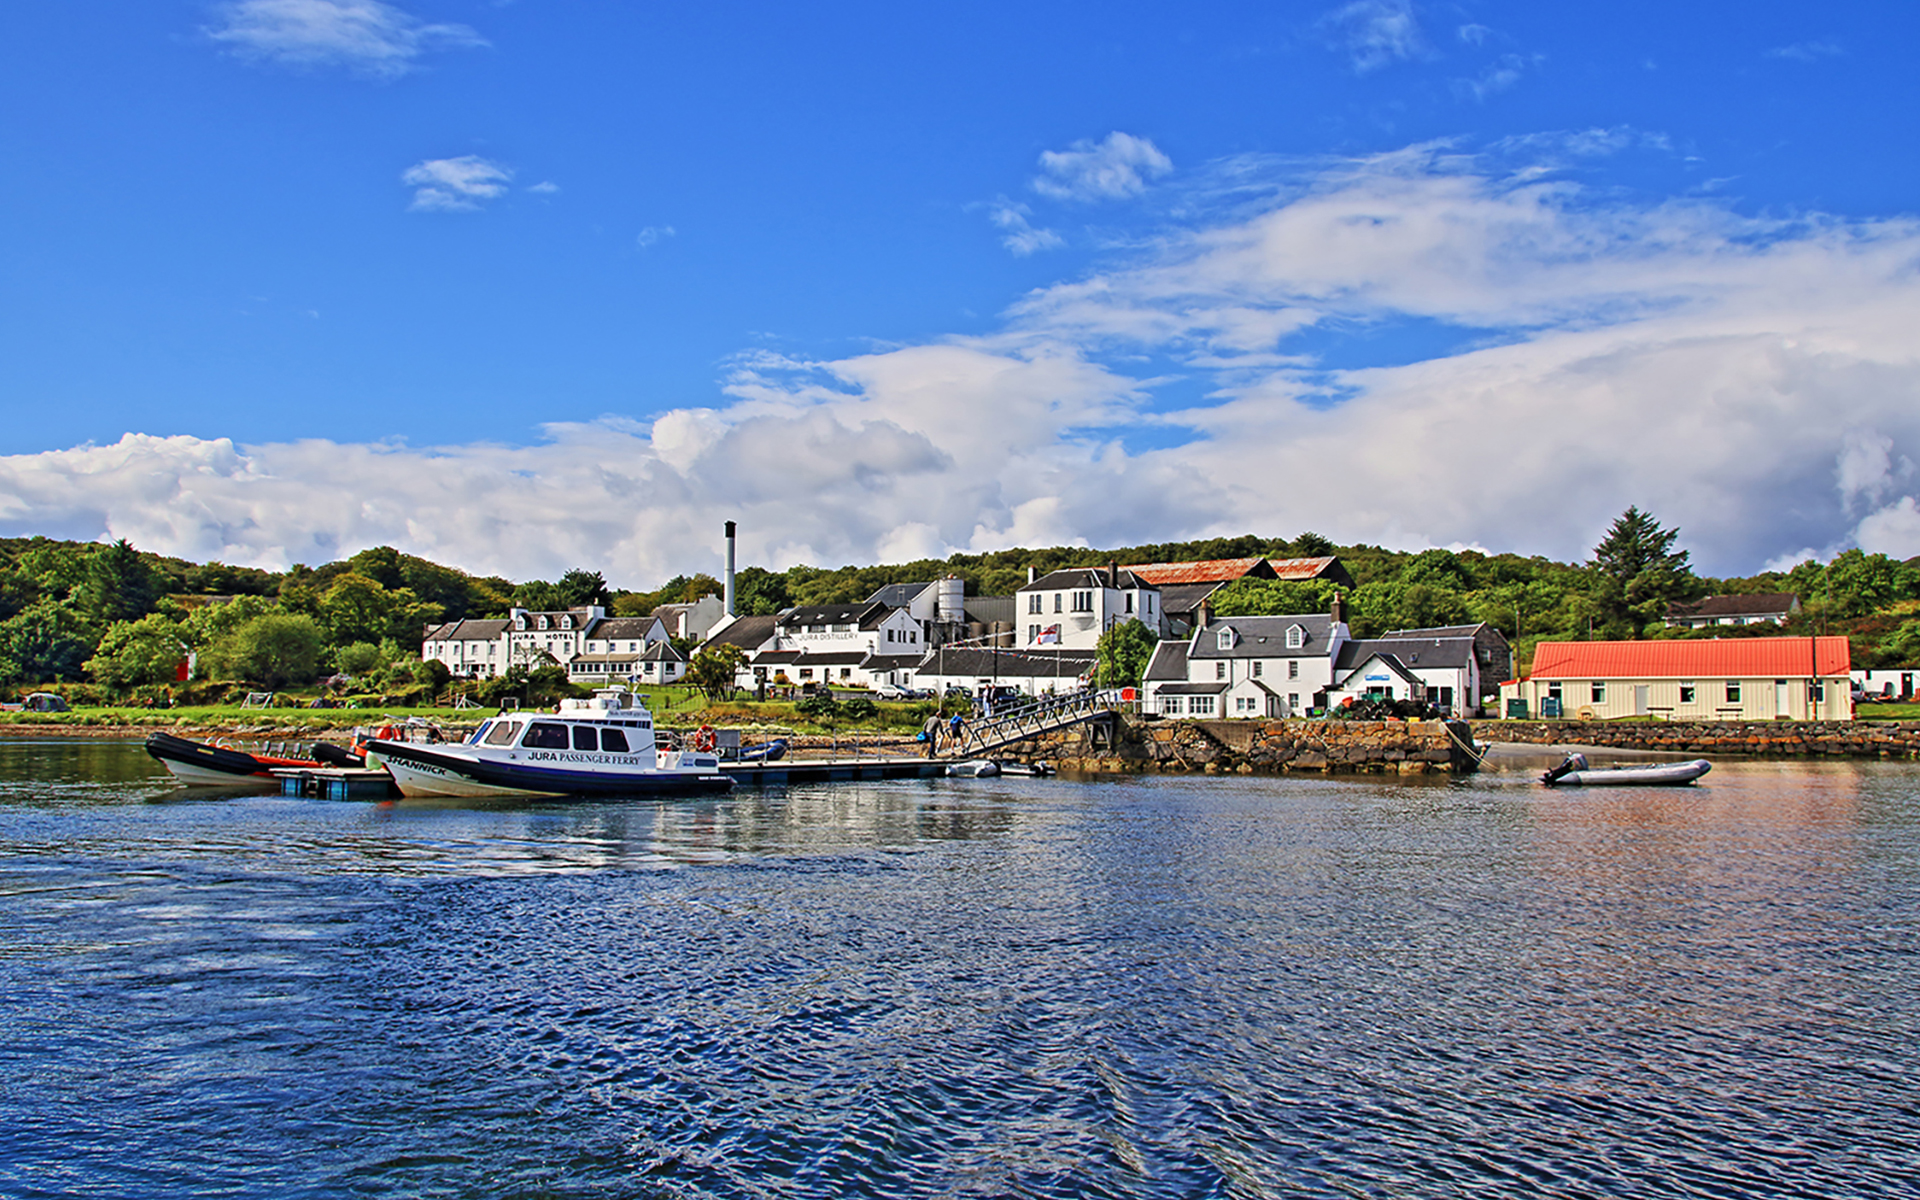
[871,682,909,700]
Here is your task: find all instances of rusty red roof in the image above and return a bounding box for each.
[1528,636,1850,680]
[1121,557,1269,586]
[1268,556,1341,580]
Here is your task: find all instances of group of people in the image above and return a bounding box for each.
[921,711,966,758]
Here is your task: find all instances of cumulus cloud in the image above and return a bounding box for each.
[987,200,1064,256]
[1452,53,1538,101]
[9,142,1920,580]
[635,225,677,249]
[206,0,485,77]
[1033,133,1173,202]
[402,155,512,211]
[1319,0,1427,73]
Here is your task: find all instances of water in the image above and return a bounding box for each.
[2,739,1917,1199]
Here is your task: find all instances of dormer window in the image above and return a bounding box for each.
[1216,627,1236,651]
[1286,625,1306,649]
[562,616,573,630]
[537,616,550,630]
[514,617,527,630]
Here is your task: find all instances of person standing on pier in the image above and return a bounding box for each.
[922,712,943,758]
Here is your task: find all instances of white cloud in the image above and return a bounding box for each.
[1033,133,1173,202]
[402,156,512,211]
[1767,40,1842,62]
[1319,0,1428,73]
[8,142,1920,580]
[1452,53,1538,101]
[207,0,485,78]
[526,181,560,195]
[988,200,1064,256]
[636,225,677,249]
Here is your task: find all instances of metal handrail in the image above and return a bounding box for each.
[952,688,1111,757]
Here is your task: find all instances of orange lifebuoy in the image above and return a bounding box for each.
[692,725,718,753]
[376,724,398,742]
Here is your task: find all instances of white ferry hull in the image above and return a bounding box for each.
[370,739,734,800]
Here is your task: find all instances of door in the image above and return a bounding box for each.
[1633,685,1648,716]
[1775,679,1791,717]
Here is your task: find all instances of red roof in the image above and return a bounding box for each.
[1268,555,1341,581]
[1528,636,1850,680]
[1122,557,1268,586]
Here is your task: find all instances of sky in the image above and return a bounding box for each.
[3,1,1919,586]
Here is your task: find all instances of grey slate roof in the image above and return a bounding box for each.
[1157,582,1226,617]
[638,641,686,662]
[1188,614,1337,659]
[1335,635,1476,671]
[779,601,888,630]
[866,582,932,608]
[588,616,663,641]
[423,618,509,642]
[1144,639,1190,682]
[703,614,779,651]
[1335,650,1424,689]
[1020,567,1156,593]
[916,647,1096,679]
[1667,593,1799,620]
[1155,681,1230,695]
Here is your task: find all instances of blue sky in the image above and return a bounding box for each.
[3,2,1919,582]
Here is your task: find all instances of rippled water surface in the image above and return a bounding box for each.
[3,739,1918,1198]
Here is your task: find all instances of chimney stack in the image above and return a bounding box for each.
[1108,560,1119,589]
[724,521,737,617]
[1196,599,1210,631]
[1330,589,1346,627]
[1027,566,1036,585]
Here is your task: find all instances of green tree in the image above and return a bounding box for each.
[81,539,159,625]
[556,568,613,609]
[0,600,95,683]
[85,614,189,688]
[1588,506,1698,637]
[1810,549,1911,619]
[1095,619,1159,688]
[333,641,388,677]
[1210,578,1339,619]
[512,579,568,612]
[685,643,746,699]
[319,574,444,649]
[213,613,324,688]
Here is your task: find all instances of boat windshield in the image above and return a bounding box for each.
[523,722,570,750]
[483,719,525,747]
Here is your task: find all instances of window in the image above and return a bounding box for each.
[1547,682,1563,702]
[1054,594,1063,613]
[1680,683,1695,703]
[1163,696,1182,715]
[1029,594,1042,614]
[1591,682,1606,704]
[1190,696,1216,716]
[887,629,895,642]
[1811,679,1825,702]
[483,719,523,746]
[1029,625,1040,642]
[573,726,599,751]
[799,669,813,680]
[524,722,569,749]
[1252,661,1263,677]
[1216,662,1227,680]
[1289,693,1300,709]
[1071,591,1094,612]
[1288,660,1299,680]
[1726,681,1742,703]
[1286,625,1305,649]
[601,728,630,753]
[1216,628,1235,651]
[841,668,852,679]
[1124,593,1133,613]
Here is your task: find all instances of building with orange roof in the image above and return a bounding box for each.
[1122,555,1354,633]
[1499,636,1852,721]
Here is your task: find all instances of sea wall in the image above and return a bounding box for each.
[1003,715,1480,775]
[1470,720,1920,760]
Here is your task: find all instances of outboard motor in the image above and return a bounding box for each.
[1541,752,1588,786]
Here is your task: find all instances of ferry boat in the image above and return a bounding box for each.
[366,687,734,799]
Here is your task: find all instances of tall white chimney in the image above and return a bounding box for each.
[724,520,737,617]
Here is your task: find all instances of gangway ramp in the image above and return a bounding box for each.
[953,688,1113,758]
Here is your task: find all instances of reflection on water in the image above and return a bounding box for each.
[2,739,1917,1198]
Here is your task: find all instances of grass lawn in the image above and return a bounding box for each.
[1856,702,1920,721]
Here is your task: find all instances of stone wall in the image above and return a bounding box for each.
[1003,715,1481,775]
[1471,720,1920,759]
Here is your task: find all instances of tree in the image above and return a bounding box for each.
[1588,506,1697,637]
[81,539,159,625]
[1095,620,1159,689]
[685,644,746,699]
[1210,578,1339,619]
[333,641,388,677]
[213,613,324,688]
[1289,531,1336,558]
[85,614,189,688]
[512,579,568,613]
[0,600,95,684]
[318,574,443,649]
[556,568,613,609]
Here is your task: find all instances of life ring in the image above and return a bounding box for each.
[376,724,399,742]
[1575,706,1597,721]
[692,725,718,753]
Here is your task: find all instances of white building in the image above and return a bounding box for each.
[504,606,604,671]
[421,618,511,679]
[1143,610,1350,719]
[650,596,727,642]
[751,601,927,688]
[1323,625,1510,718]
[1016,567,1161,651]
[565,615,671,683]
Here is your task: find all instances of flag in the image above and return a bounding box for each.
[1037,625,1060,644]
